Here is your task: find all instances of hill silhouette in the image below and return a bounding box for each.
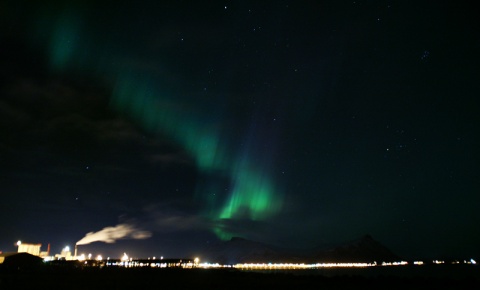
[310,234,402,263]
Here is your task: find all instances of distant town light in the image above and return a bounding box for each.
[413,261,424,265]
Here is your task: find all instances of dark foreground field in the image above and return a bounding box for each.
[1,266,479,290]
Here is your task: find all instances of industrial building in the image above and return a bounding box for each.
[15,241,51,258]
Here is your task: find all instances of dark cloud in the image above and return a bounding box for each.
[146,203,209,233]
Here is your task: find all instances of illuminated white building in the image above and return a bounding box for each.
[16,241,41,256]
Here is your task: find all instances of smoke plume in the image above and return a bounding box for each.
[76,223,152,245]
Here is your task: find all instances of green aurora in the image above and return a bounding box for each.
[37,6,284,240]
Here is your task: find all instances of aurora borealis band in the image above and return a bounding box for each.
[110,73,284,240]
[32,3,284,241]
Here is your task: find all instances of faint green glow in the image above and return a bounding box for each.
[213,225,234,241]
[49,11,83,71]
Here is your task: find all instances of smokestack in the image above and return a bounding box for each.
[74,244,77,259]
[47,243,50,255]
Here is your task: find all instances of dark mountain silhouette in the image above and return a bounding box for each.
[309,234,402,263]
[201,234,402,264]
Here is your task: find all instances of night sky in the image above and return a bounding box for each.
[1,1,479,261]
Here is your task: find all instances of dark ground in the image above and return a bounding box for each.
[1,265,479,290]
